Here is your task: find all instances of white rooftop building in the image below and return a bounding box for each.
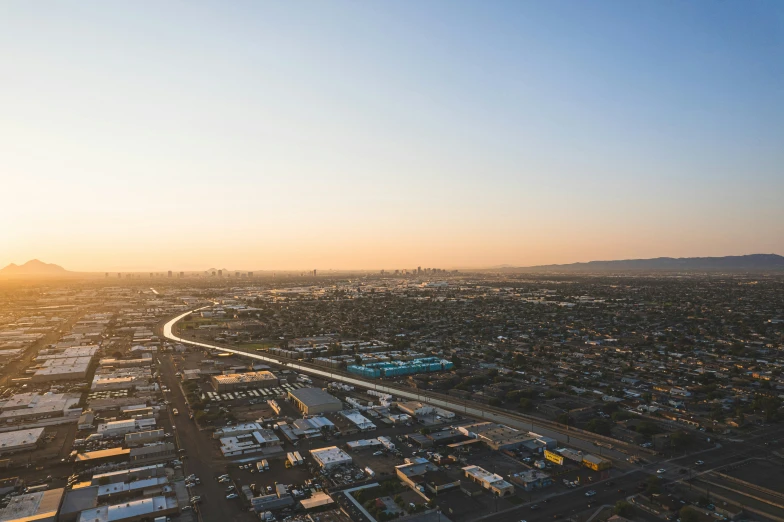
[310,446,352,470]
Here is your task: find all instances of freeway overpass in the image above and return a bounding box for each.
[163,308,648,462]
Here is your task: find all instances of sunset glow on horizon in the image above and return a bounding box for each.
[3,2,783,272]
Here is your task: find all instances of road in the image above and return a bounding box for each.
[157,352,256,522]
[162,309,648,464]
[475,470,651,522]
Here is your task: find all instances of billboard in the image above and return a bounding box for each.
[544,450,564,465]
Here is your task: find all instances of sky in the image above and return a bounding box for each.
[2,1,783,271]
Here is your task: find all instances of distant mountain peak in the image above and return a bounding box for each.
[0,259,68,275]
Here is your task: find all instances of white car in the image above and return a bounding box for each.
[226,493,238,499]
[585,490,596,497]
[657,469,666,474]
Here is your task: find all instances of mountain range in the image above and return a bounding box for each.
[0,259,69,276]
[510,254,784,272]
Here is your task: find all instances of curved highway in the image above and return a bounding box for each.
[163,308,643,462]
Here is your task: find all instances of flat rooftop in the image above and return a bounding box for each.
[288,387,342,408]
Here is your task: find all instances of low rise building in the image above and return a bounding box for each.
[0,427,44,455]
[76,495,178,522]
[462,465,515,497]
[509,469,553,491]
[211,371,279,392]
[0,487,65,522]
[310,446,352,470]
[288,388,343,415]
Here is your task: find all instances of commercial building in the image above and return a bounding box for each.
[509,470,553,491]
[458,422,535,450]
[288,388,343,415]
[210,371,278,392]
[310,446,352,470]
[582,453,611,471]
[0,428,44,455]
[0,488,65,522]
[462,465,515,497]
[76,496,178,522]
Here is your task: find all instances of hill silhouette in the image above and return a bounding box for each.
[0,259,69,276]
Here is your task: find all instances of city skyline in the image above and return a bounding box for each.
[3,1,783,271]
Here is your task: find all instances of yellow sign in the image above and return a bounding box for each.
[544,450,564,465]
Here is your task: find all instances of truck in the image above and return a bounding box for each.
[293,451,304,466]
[261,459,269,470]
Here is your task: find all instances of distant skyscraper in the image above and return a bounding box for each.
[212,271,216,277]
[180,271,184,278]
[313,269,317,277]
[417,266,422,274]
[105,272,108,278]
[236,271,240,278]
[218,270,223,277]
[168,270,172,278]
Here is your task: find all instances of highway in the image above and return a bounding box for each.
[163,309,647,463]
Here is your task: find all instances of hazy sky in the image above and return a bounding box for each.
[2,2,783,271]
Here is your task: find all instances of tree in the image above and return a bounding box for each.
[670,430,693,449]
[647,476,662,495]
[614,501,633,517]
[586,418,613,436]
[519,398,533,411]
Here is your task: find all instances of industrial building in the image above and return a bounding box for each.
[458,422,536,450]
[288,387,343,415]
[0,392,81,424]
[124,429,164,447]
[76,495,178,522]
[462,465,515,497]
[0,427,44,455]
[0,488,65,522]
[340,410,376,431]
[219,430,281,457]
[210,370,278,392]
[310,446,352,470]
[32,356,92,382]
[97,418,156,438]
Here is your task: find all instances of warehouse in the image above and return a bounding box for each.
[0,428,44,455]
[458,422,535,450]
[77,495,178,522]
[32,357,92,382]
[310,446,353,470]
[288,387,343,415]
[97,418,156,438]
[0,488,65,522]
